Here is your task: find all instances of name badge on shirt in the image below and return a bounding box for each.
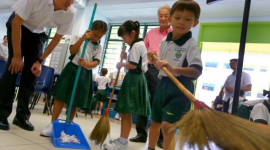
[93,45,98,51]
[174,48,185,60]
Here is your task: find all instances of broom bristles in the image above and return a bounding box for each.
[89,115,110,148]
[174,109,270,150]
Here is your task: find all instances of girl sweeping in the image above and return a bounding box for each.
[92,68,110,115]
[104,20,150,150]
[40,20,108,137]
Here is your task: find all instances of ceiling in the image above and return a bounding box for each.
[0,0,270,22]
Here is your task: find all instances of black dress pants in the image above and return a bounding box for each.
[0,12,48,120]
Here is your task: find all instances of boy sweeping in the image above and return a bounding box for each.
[147,0,202,149]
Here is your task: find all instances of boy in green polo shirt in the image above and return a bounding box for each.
[147,0,202,149]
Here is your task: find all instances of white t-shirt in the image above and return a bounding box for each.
[95,76,110,90]
[158,31,202,79]
[12,0,75,35]
[126,40,148,73]
[250,100,270,126]
[71,35,102,70]
[223,72,252,102]
[0,43,8,59]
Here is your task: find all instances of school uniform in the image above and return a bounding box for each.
[152,31,203,124]
[95,76,110,102]
[0,0,75,121]
[52,35,102,108]
[114,39,150,116]
[238,99,264,120]
[250,100,270,126]
[133,27,173,141]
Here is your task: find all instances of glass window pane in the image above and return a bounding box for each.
[101,24,158,74]
[147,25,159,33]
[110,26,122,40]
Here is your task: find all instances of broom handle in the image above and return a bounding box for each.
[152,55,196,102]
[65,3,97,123]
[106,46,127,109]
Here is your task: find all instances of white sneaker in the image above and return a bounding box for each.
[40,123,52,137]
[98,111,101,115]
[94,110,98,114]
[104,138,128,150]
[115,113,119,119]
[91,110,95,114]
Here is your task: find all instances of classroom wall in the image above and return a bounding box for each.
[192,16,270,44]
[0,17,8,43]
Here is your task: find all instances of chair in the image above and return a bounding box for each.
[29,65,55,115]
[84,81,97,118]
[14,73,22,101]
[0,60,7,81]
[42,73,60,115]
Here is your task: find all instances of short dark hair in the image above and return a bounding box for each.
[170,0,201,20]
[3,35,7,39]
[230,59,238,62]
[91,20,108,33]
[117,20,140,39]
[100,68,108,76]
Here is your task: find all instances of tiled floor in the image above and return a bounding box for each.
[0,102,163,150]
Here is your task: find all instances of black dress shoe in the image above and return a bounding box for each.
[13,117,34,131]
[157,139,163,149]
[0,117,10,130]
[129,135,147,143]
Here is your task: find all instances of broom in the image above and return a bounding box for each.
[89,46,127,147]
[151,55,270,150]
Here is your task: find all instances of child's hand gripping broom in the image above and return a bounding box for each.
[151,55,270,150]
[89,46,127,148]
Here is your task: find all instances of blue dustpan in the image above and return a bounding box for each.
[51,119,90,149]
[51,3,98,149]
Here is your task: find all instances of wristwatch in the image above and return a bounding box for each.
[37,58,44,64]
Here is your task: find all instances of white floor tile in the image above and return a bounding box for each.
[0,102,167,150]
[1,144,48,150]
[0,132,33,147]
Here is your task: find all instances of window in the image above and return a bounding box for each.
[257,90,264,98]
[100,24,159,73]
[44,28,69,66]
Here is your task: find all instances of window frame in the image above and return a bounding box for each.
[99,23,159,73]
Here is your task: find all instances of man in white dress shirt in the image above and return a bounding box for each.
[222,59,252,113]
[0,0,75,131]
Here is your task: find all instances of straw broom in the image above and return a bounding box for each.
[151,55,270,150]
[89,46,127,147]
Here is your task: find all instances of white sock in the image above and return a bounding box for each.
[119,137,127,145]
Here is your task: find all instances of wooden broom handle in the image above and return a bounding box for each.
[107,46,127,109]
[152,55,197,102]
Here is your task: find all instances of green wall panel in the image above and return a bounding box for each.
[198,22,270,44]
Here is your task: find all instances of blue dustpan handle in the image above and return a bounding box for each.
[54,119,76,124]
[65,3,98,124]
